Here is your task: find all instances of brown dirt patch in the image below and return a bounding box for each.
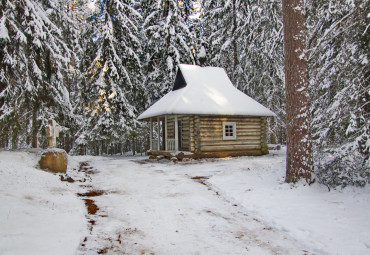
[79,162,96,174]
[80,162,89,167]
[132,159,151,165]
[78,190,105,197]
[60,175,75,183]
[191,176,209,186]
[97,247,110,254]
[83,199,99,215]
[191,176,210,180]
[81,237,88,247]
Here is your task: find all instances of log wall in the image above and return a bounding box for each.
[165,115,268,155]
[197,116,266,153]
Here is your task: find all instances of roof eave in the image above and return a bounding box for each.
[137,112,276,121]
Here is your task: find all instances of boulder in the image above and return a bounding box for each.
[39,149,68,173]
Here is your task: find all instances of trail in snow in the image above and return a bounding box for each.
[1,150,369,255]
[76,156,314,255]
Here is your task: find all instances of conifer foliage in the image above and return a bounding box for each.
[74,0,145,155]
[0,0,368,187]
[0,0,74,149]
[202,0,286,144]
[307,0,370,187]
[142,0,196,104]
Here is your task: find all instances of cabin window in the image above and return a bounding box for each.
[223,122,236,140]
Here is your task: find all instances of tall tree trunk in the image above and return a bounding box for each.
[32,104,38,148]
[282,0,313,183]
[231,0,238,82]
[11,113,19,150]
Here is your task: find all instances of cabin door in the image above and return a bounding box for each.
[177,119,182,149]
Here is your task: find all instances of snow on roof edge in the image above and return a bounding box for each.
[138,64,276,120]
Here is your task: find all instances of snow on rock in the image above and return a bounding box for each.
[0,151,86,255]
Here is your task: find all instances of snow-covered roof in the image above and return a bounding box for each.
[138,64,276,120]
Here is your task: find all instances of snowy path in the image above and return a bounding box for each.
[2,150,368,254]
[77,157,313,255]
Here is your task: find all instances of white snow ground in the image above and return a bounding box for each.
[1,148,369,255]
[0,151,86,255]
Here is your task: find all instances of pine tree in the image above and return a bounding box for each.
[202,0,286,144]
[74,0,145,155]
[307,0,369,186]
[237,0,285,144]
[282,0,313,183]
[0,0,74,149]
[201,0,240,80]
[141,0,196,104]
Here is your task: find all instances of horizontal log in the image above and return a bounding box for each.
[238,131,261,136]
[200,135,261,142]
[199,127,260,132]
[235,127,261,131]
[201,141,261,147]
[198,133,261,139]
[199,122,261,127]
[197,125,261,130]
[201,145,261,152]
[147,150,266,159]
[194,150,264,158]
[199,123,262,127]
[199,123,261,127]
[209,126,259,130]
[200,116,261,121]
[199,130,260,137]
[199,137,262,143]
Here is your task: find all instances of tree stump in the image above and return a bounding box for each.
[176,152,185,161]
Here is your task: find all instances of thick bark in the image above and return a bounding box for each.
[31,105,38,148]
[282,0,313,183]
[231,0,238,82]
[11,113,19,149]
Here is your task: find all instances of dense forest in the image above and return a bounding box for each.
[0,0,369,187]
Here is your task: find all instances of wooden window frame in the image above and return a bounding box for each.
[222,122,236,140]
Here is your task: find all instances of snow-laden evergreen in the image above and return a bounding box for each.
[201,0,239,78]
[73,0,145,155]
[237,0,285,144]
[0,0,368,186]
[141,0,196,105]
[202,0,286,144]
[0,0,74,149]
[307,0,370,187]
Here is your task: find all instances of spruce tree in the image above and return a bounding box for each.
[0,0,74,149]
[307,0,369,186]
[237,0,285,144]
[202,0,286,144]
[74,0,145,155]
[142,0,196,104]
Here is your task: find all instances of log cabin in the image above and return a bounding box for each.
[138,64,276,159]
